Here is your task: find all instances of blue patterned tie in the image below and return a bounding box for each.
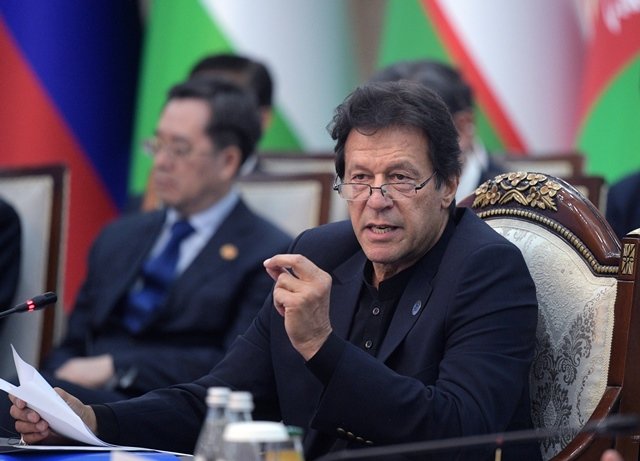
[124,220,195,333]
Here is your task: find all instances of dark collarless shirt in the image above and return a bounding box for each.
[348,261,416,356]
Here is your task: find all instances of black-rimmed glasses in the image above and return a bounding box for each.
[142,137,194,160]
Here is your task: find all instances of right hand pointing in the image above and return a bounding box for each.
[9,388,97,444]
[264,254,333,361]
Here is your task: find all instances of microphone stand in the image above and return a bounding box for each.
[316,414,640,461]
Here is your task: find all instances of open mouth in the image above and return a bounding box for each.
[368,225,397,234]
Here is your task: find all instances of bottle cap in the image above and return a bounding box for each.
[206,387,231,406]
[227,391,254,411]
[223,421,289,443]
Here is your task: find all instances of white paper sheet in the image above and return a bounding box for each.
[0,345,111,446]
[0,347,192,458]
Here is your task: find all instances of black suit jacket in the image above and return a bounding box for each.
[606,171,640,240]
[0,198,20,312]
[101,208,539,460]
[43,199,291,394]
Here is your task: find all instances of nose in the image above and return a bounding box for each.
[366,185,392,208]
[153,148,175,168]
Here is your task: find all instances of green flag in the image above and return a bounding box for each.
[130,1,311,196]
[576,4,640,183]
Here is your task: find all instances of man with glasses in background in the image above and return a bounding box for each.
[1,78,291,435]
[129,53,275,212]
[11,81,540,461]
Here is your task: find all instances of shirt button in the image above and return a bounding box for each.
[372,307,380,315]
[364,340,373,349]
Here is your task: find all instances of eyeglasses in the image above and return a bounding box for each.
[142,137,194,160]
[333,171,437,201]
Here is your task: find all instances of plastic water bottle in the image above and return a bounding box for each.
[193,386,231,461]
[225,390,254,423]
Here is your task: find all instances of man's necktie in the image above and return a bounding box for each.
[124,219,195,333]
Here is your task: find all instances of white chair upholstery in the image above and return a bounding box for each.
[256,152,348,223]
[237,172,336,238]
[487,218,616,460]
[0,165,67,376]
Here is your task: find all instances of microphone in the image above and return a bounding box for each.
[0,292,58,319]
[316,413,640,461]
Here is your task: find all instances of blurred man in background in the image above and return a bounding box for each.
[137,53,275,212]
[606,170,640,240]
[1,78,291,435]
[370,59,506,201]
[190,53,274,134]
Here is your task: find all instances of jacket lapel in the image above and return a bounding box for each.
[329,251,366,339]
[166,201,252,305]
[377,274,434,362]
[376,216,454,362]
[94,211,165,326]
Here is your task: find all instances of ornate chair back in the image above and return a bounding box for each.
[459,172,640,461]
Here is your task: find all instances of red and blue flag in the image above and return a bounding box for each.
[0,1,142,308]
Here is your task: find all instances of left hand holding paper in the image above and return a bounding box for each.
[0,345,109,446]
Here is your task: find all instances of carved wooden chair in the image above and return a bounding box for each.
[562,175,608,213]
[459,171,640,461]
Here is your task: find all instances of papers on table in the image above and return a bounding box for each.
[0,345,110,446]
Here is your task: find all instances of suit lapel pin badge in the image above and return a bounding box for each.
[220,243,239,261]
[411,300,422,316]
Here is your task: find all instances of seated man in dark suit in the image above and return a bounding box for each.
[11,81,540,461]
[1,78,291,432]
[370,59,507,201]
[606,170,640,240]
[0,197,21,313]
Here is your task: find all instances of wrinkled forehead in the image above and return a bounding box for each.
[343,125,431,169]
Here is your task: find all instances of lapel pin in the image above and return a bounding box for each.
[220,243,239,261]
[411,300,422,316]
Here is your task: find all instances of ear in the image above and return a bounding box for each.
[452,110,474,135]
[452,110,475,152]
[217,145,243,179]
[440,175,459,210]
[260,108,273,132]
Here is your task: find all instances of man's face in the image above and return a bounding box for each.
[343,126,457,285]
[151,98,238,216]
